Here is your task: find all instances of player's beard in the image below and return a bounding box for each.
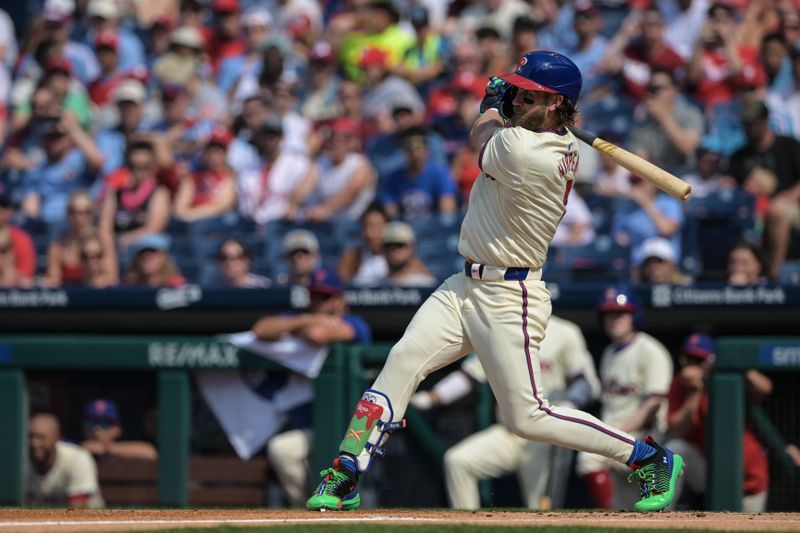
[513,106,549,131]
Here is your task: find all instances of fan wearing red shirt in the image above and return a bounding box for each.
[602,7,684,102]
[204,0,247,75]
[665,334,770,511]
[174,127,237,222]
[0,194,36,277]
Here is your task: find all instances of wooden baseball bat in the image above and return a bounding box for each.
[570,127,692,201]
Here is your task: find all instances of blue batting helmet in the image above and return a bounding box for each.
[500,51,583,104]
[597,285,643,328]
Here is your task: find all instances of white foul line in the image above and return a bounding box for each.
[0,516,437,528]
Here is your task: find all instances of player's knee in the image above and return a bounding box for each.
[444,446,469,473]
[384,340,428,381]
[267,431,302,464]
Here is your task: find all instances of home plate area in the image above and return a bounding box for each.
[1,510,799,532]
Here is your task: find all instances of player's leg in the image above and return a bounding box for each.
[444,424,523,510]
[516,439,552,509]
[307,276,474,510]
[464,279,683,512]
[266,429,312,508]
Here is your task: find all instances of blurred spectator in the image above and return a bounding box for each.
[38,58,93,130]
[5,84,61,174]
[251,267,371,507]
[686,4,763,111]
[144,16,177,70]
[85,0,146,72]
[20,112,103,225]
[551,189,595,248]
[761,33,793,97]
[395,6,448,95]
[629,68,704,175]
[765,49,800,140]
[81,399,158,460]
[174,128,237,222]
[27,413,104,508]
[0,193,36,278]
[338,0,415,82]
[214,237,271,288]
[227,93,270,176]
[304,117,376,223]
[338,79,366,136]
[592,139,631,197]
[360,47,425,130]
[367,104,448,181]
[155,82,214,164]
[681,144,726,198]
[565,0,610,104]
[613,174,684,264]
[217,8,272,95]
[88,31,128,109]
[238,118,316,224]
[727,240,769,286]
[380,126,458,220]
[206,0,246,73]
[508,16,538,68]
[666,334,770,512]
[300,41,343,121]
[125,233,186,287]
[726,100,800,279]
[601,7,684,102]
[44,190,117,287]
[268,81,313,156]
[0,226,33,288]
[381,221,436,287]
[338,203,389,286]
[100,141,171,250]
[0,6,16,67]
[278,229,321,287]
[95,79,158,177]
[635,237,691,285]
[456,0,529,42]
[78,231,118,288]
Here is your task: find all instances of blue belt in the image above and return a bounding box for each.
[464,261,530,281]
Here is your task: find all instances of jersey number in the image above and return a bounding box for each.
[563,179,574,206]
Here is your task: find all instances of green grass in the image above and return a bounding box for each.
[127,527,790,533]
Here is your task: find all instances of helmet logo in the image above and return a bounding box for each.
[516,56,528,72]
[616,294,628,306]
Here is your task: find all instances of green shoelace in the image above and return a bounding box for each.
[318,467,352,496]
[628,462,669,499]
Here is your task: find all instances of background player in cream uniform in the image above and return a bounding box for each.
[410,315,600,510]
[577,287,673,510]
[307,51,683,513]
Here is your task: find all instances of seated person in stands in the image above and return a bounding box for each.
[613,174,683,265]
[125,233,186,287]
[681,145,726,199]
[81,399,157,460]
[99,140,171,250]
[304,117,376,223]
[666,334,771,512]
[0,193,36,279]
[338,203,389,286]
[381,221,436,287]
[0,226,33,288]
[44,190,117,287]
[550,188,594,248]
[78,232,118,288]
[20,112,104,226]
[380,126,458,221]
[251,268,371,507]
[27,413,105,508]
[215,238,271,288]
[727,240,769,286]
[173,128,237,222]
[635,237,691,285]
[276,230,321,287]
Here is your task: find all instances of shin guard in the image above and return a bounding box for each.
[339,389,405,473]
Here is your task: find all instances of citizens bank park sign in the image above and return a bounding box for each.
[650,285,787,308]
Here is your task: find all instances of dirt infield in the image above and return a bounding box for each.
[0,509,798,532]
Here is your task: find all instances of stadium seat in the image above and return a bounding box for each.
[548,235,630,283]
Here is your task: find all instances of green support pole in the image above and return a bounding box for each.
[158,371,190,507]
[312,345,346,479]
[0,370,26,505]
[708,371,743,511]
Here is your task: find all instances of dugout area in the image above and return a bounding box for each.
[0,336,799,511]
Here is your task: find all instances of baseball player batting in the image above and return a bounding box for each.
[306,50,684,513]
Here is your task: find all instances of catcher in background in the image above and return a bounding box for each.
[410,315,600,510]
[306,50,683,513]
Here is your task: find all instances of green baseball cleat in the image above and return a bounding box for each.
[306,458,360,511]
[629,437,685,512]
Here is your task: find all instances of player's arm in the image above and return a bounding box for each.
[410,369,475,410]
[619,395,665,434]
[298,315,356,345]
[470,108,504,148]
[251,314,316,341]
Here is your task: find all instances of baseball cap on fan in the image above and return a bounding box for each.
[282,229,320,255]
[308,267,344,296]
[635,237,676,266]
[84,399,121,428]
[500,50,583,104]
[682,333,716,361]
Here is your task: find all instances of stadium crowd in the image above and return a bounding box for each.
[0,0,798,290]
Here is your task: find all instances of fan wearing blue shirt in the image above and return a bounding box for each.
[250,267,371,507]
[380,126,458,220]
